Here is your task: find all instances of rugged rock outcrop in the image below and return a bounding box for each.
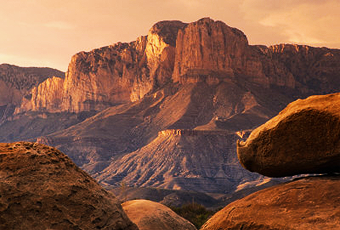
[0,142,137,230]
[0,64,64,122]
[96,129,262,193]
[17,21,186,113]
[237,93,340,177]
[122,199,197,230]
[172,18,249,82]
[146,20,186,86]
[0,64,64,106]
[201,176,340,230]
[172,18,271,87]
[16,18,340,114]
[266,44,340,94]
[17,76,64,113]
[61,39,150,112]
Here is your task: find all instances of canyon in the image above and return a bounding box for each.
[1,17,340,202]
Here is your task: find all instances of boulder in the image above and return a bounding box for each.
[237,93,340,177]
[201,176,340,230]
[122,199,197,230]
[0,142,138,230]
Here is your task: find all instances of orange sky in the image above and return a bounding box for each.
[1,0,339,71]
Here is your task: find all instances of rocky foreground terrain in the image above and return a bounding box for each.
[122,199,197,230]
[0,142,137,229]
[1,17,340,201]
[202,93,340,229]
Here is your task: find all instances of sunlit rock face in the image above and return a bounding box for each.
[0,64,64,121]
[16,18,340,114]
[172,18,253,83]
[201,176,340,230]
[146,20,187,87]
[61,38,150,112]
[17,76,64,113]
[264,44,340,93]
[0,64,64,107]
[122,199,197,230]
[237,93,340,177]
[0,142,138,230]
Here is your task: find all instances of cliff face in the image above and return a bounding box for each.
[0,64,64,123]
[18,21,186,113]
[62,38,149,112]
[17,76,64,113]
[146,20,187,87]
[0,64,63,109]
[16,18,340,113]
[266,44,340,93]
[172,18,254,82]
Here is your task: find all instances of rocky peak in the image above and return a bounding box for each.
[148,20,187,47]
[146,20,187,87]
[60,37,150,112]
[172,18,249,82]
[14,18,340,114]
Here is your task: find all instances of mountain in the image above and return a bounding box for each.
[1,18,340,197]
[0,64,64,123]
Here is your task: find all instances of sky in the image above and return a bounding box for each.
[1,0,339,71]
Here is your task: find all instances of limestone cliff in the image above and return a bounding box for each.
[17,76,64,113]
[61,38,150,112]
[172,18,257,83]
[146,20,186,87]
[16,18,340,113]
[0,64,64,121]
[266,44,340,93]
[0,64,64,106]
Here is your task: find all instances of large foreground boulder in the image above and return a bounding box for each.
[0,142,138,230]
[122,199,197,230]
[201,176,340,230]
[237,93,340,177]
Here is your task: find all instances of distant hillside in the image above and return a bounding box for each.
[0,64,64,123]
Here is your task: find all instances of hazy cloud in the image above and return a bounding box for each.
[241,0,340,47]
[44,21,75,30]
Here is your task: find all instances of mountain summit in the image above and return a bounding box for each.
[2,18,340,195]
[16,18,340,114]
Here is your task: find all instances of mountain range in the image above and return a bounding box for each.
[1,17,340,199]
